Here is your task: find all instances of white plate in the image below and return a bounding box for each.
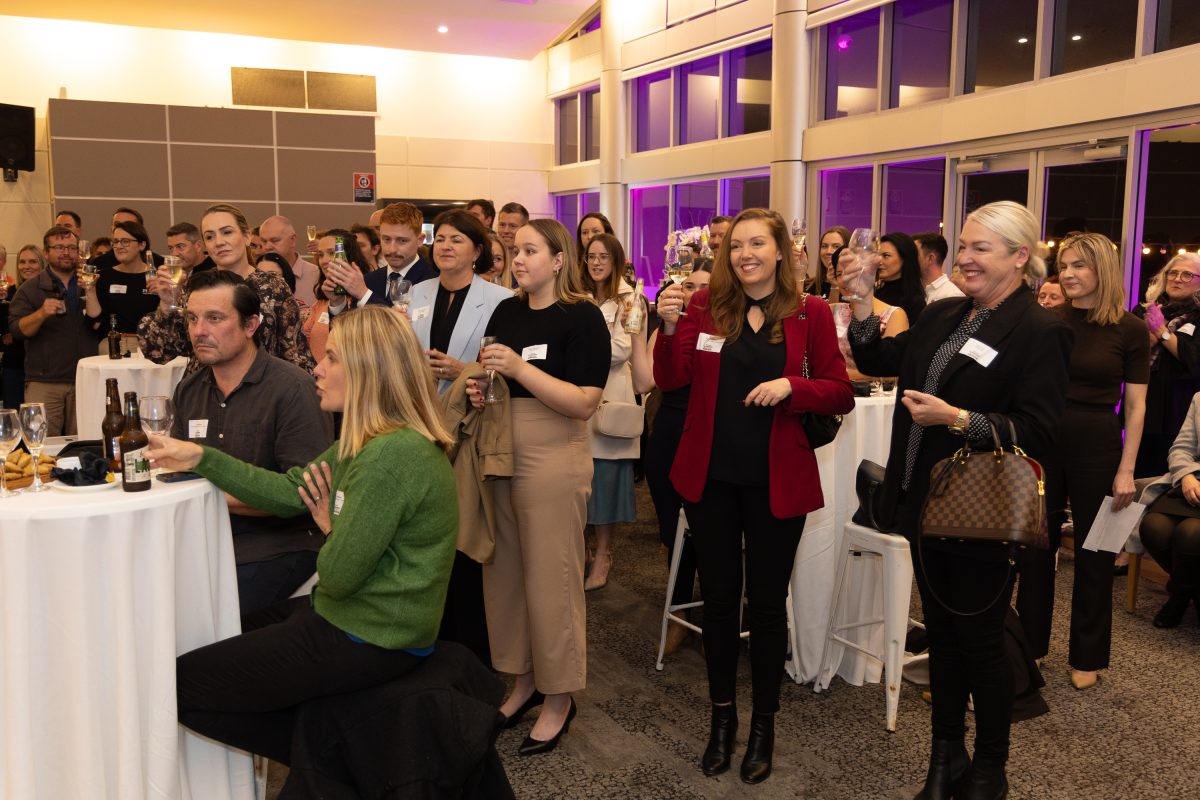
[50,477,121,493]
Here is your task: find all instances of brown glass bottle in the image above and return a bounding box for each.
[119,391,151,491]
[107,313,122,359]
[101,378,124,473]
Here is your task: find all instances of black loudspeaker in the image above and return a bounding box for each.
[0,103,35,172]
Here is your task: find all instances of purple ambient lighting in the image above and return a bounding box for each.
[836,35,853,50]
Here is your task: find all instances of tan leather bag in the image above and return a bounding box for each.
[594,399,644,439]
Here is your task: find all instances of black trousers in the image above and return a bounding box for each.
[177,597,424,764]
[236,549,319,618]
[645,404,696,606]
[1140,512,1200,599]
[438,551,493,667]
[915,543,1016,767]
[1016,407,1121,668]
[684,481,804,713]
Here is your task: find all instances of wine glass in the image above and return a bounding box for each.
[0,409,22,497]
[80,263,99,292]
[791,218,807,259]
[841,227,880,302]
[139,396,175,436]
[479,336,499,404]
[163,255,184,311]
[18,403,49,493]
[675,248,693,282]
[387,278,413,314]
[78,239,91,267]
[306,225,318,243]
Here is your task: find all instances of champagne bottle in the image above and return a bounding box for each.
[101,379,125,473]
[624,278,646,334]
[119,391,151,491]
[333,236,348,295]
[107,313,122,359]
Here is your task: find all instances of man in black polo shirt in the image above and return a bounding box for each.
[170,269,333,615]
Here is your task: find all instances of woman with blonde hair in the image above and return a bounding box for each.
[1017,231,1148,690]
[1,245,46,408]
[656,208,853,783]
[484,230,513,287]
[145,305,458,763]
[468,218,610,755]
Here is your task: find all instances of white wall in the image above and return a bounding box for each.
[0,14,554,269]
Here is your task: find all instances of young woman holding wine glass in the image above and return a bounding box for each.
[305,229,373,364]
[85,220,159,352]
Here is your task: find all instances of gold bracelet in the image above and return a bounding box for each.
[949,407,969,435]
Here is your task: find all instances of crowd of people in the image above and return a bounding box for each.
[1,192,1198,797]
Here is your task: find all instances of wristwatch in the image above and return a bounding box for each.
[949,407,969,435]
[1160,329,1173,342]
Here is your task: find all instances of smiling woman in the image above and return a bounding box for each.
[85,220,159,339]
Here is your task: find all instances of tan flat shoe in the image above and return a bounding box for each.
[1070,669,1099,690]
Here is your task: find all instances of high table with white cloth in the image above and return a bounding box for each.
[0,479,254,800]
[789,393,897,685]
[74,354,189,439]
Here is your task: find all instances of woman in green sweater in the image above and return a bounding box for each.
[145,305,458,764]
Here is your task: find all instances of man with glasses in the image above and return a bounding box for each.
[7,226,100,434]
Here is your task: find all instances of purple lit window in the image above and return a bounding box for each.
[889,0,953,108]
[635,70,672,152]
[884,159,945,234]
[555,193,579,235]
[675,180,718,230]
[722,174,770,217]
[583,89,600,161]
[825,9,880,119]
[820,166,873,233]
[1052,0,1138,75]
[582,191,600,215]
[725,40,772,137]
[630,185,670,292]
[679,55,721,145]
[583,14,601,34]
[557,95,579,165]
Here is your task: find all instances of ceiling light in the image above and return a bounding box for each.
[1017,37,1029,44]
[1142,247,1152,255]
[1071,35,1082,41]
[1180,248,1189,256]
[1047,240,1057,249]
[437,25,449,34]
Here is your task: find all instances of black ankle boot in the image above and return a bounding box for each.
[913,739,969,800]
[1153,594,1189,628]
[701,703,737,776]
[739,711,774,784]
[958,762,1008,800]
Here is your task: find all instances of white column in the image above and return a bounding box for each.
[600,0,626,243]
[769,0,810,229]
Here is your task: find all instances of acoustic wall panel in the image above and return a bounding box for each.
[306,72,377,113]
[276,111,373,151]
[170,144,276,201]
[231,67,306,109]
[51,140,169,198]
[168,106,274,145]
[48,98,167,141]
[276,150,376,202]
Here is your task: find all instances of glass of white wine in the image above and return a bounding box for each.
[18,402,49,493]
[479,336,499,404]
[387,278,413,314]
[163,255,184,311]
[0,409,22,497]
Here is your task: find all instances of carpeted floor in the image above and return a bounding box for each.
[269,481,1200,799]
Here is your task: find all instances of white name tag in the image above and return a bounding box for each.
[602,307,617,325]
[188,419,209,439]
[960,337,998,367]
[109,284,127,295]
[317,311,330,325]
[56,456,81,471]
[522,344,548,361]
[333,490,345,516]
[1180,323,1196,336]
[696,333,726,353]
[411,305,431,322]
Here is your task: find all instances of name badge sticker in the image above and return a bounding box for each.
[696,333,726,353]
[1179,323,1196,336]
[411,305,431,322]
[110,284,127,295]
[522,344,548,361]
[960,337,998,367]
[333,490,345,516]
[188,419,209,439]
[317,311,330,325]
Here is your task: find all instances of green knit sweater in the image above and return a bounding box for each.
[195,427,458,650]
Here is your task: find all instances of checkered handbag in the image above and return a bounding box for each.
[920,419,1048,550]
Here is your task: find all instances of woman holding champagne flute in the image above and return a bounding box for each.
[85,220,159,351]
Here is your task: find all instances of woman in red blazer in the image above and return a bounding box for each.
[654,208,853,784]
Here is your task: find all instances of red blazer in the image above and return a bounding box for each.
[653,290,854,519]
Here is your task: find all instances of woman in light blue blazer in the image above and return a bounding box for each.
[409,210,513,396]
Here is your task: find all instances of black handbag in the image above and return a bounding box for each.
[798,294,843,449]
[851,459,898,533]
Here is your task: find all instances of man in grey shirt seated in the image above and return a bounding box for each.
[170,269,333,615]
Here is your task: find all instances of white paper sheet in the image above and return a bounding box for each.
[1082,497,1147,553]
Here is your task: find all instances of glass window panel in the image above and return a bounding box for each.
[635,70,673,152]
[556,95,579,165]
[679,55,721,145]
[884,159,945,234]
[722,174,771,217]
[965,0,1038,93]
[1052,0,1139,75]
[555,193,580,236]
[583,89,600,161]
[582,191,601,216]
[962,170,1029,219]
[1136,127,1200,298]
[726,40,772,137]
[820,166,874,233]
[630,185,670,295]
[889,0,953,108]
[675,180,719,230]
[824,9,881,119]
[583,14,601,34]
[1043,161,1128,256]
[1157,0,1200,52]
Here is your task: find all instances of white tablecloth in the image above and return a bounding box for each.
[790,394,896,685]
[0,480,254,800]
[75,355,189,440]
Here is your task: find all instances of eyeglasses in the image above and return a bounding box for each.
[586,253,612,263]
[111,238,140,247]
[1166,270,1200,283]
[47,244,79,253]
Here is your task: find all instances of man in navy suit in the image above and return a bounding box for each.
[329,202,437,310]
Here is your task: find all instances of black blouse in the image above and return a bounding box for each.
[429,283,469,355]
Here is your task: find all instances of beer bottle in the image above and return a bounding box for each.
[119,391,151,491]
[107,313,122,359]
[332,236,348,295]
[101,379,125,473]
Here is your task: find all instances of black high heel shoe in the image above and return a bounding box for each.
[740,711,775,784]
[518,698,576,756]
[502,689,545,729]
[913,739,969,800]
[957,762,1008,800]
[1152,594,1189,628]
[701,703,738,776]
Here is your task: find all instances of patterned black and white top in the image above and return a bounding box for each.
[850,303,997,489]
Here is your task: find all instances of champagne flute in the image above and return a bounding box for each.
[791,218,807,259]
[0,409,22,497]
[306,225,318,243]
[139,396,175,436]
[387,278,412,314]
[78,239,91,267]
[18,403,49,493]
[479,336,499,404]
[163,255,184,312]
[841,227,880,302]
